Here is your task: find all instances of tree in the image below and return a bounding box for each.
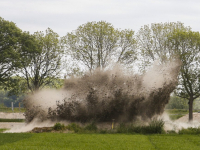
[137,22,200,121]
[171,30,200,121]
[65,21,136,71]
[137,22,186,70]
[0,17,22,86]
[18,28,64,93]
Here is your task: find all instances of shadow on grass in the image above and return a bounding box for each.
[0,133,32,146]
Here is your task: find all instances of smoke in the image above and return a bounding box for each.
[7,59,183,132]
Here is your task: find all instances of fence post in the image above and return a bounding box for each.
[11,102,14,112]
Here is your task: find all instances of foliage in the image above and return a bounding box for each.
[137,22,186,71]
[116,118,165,134]
[18,28,64,92]
[194,98,200,110]
[0,89,25,107]
[2,17,200,123]
[66,123,82,133]
[53,123,65,131]
[147,118,165,134]
[0,17,22,86]
[84,122,98,131]
[178,127,200,134]
[171,30,200,121]
[137,22,200,121]
[165,95,188,109]
[65,21,136,71]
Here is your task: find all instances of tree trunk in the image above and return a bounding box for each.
[189,98,193,122]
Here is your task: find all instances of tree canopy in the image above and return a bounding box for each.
[17,28,64,92]
[137,22,200,121]
[0,17,22,85]
[65,21,136,71]
[171,30,200,121]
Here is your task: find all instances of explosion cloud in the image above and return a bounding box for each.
[24,60,181,123]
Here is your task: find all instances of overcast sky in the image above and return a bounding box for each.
[1,0,200,36]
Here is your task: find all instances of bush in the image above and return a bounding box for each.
[84,122,98,131]
[116,119,165,134]
[145,118,165,134]
[179,127,200,134]
[98,129,108,134]
[53,123,65,131]
[66,123,82,133]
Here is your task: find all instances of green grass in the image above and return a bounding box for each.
[149,134,200,150]
[0,133,200,149]
[0,107,25,113]
[165,109,189,120]
[0,128,8,133]
[0,133,154,150]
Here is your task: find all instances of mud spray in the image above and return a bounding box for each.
[6,59,195,133]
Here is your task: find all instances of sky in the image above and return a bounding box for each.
[1,0,200,37]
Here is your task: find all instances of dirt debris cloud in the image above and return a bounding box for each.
[23,59,181,124]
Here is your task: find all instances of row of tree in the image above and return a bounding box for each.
[1,17,200,121]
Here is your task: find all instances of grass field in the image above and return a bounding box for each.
[164,109,189,120]
[0,133,200,150]
[0,107,25,113]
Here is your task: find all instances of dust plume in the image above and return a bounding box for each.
[161,113,200,132]
[22,59,181,125]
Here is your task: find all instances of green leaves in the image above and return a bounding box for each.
[0,17,22,86]
[65,21,137,71]
[15,28,64,92]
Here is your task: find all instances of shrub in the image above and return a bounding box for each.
[84,122,98,131]
[53,123,65,131]
[116,123,143,134]
[98,129,108,134]
[66,123,82,133]
[116,119,165,134]
[144,118,165,134]
[179,127,200,134]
